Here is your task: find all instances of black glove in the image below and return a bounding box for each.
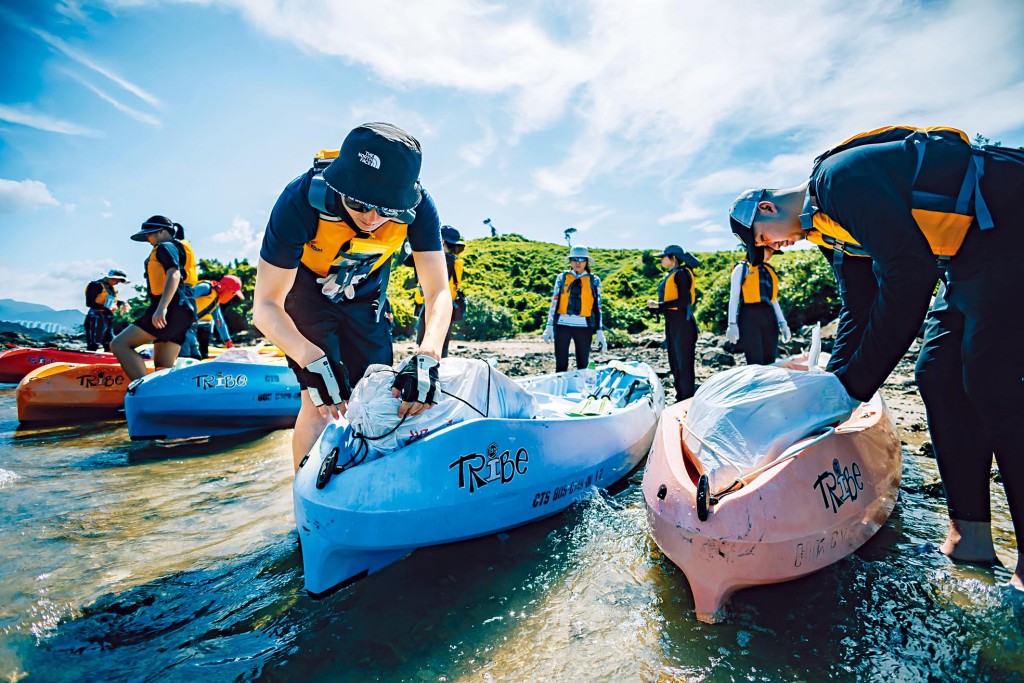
[297,355,350,407]
[391,354,439,405]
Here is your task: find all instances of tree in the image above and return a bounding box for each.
[564,227,577,246]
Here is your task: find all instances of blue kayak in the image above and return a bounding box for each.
[124,359,302,440]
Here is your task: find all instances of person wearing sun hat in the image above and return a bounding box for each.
[727,127,1024,591]
[408,224,467,357]
[254,122,451,471]
[110,215,197,378]
[83,268,130,352]
[543,245,607,373]
[646,244,700,401]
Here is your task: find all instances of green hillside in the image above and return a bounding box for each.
[388,235,843,341]
[110,238,843,343]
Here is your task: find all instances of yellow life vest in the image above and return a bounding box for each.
[145,240,189,297]
[658,267,695,310]
[412,254,463,305]
[806,126,988,263]
[88,280,117,309]
[740,262,778,304]
[178,239,199,286]
[556,271,596,318]
[194,281,220,322]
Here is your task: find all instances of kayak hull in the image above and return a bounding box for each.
[294,362,666,597]
[124,360,302,440]
[0,347,118,384]
[16,362,134,422]
[642,392,901,623]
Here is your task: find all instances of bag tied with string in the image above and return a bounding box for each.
[684,363,859,492]
[345,358,537,457]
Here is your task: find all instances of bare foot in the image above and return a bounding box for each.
[939,519,997,564]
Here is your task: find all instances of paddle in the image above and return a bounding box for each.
[566,366,621,417]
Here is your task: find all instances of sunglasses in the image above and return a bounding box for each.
[569,257,588,263]
[342,195,407,221]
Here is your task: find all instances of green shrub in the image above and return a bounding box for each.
[458,296,518,341]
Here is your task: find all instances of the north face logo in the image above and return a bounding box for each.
[358,151,381,169]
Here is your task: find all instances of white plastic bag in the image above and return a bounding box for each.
[345,358,537,455]
[684,364,859,491]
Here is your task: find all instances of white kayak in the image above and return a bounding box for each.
[294,361,665,597]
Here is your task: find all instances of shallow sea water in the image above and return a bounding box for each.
[0,384,1021,682]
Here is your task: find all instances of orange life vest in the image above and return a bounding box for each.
[740,261,778,304]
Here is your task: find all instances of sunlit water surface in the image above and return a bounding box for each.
[0,385,1021,682]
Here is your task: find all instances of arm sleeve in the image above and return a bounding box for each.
[546,273,563,327]
[592,274,603,329]
[406,188,443,253]
[212,307,231,342]
[259,171,319,270]
[728,264,744,324]
[155,243,182,272]
[820,172,939,401]
[193,282,213,297]
[771,300,787,326]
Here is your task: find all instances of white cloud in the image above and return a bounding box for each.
[62,71,161,126]
[31,26,162,108]
[0,179,60,212]
[0,103,101,137]
[458,121,498,167]
[211,215,264,262]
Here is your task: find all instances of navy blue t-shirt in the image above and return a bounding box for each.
[260,169,441,299]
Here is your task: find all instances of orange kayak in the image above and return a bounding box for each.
[16,362,150,422]
[0,347,119,383]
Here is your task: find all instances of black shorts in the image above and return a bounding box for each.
[284,267,393,389]
[134,299,196,345]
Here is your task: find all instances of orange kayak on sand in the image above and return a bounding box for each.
[16,362,151,423]
[642,361,902,624]
[0,347,119,384]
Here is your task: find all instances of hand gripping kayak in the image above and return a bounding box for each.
[392,354,440,404]
[299,355,350,407]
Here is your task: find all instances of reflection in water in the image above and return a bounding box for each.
[0,386,1021,682]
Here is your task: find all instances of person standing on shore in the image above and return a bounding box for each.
[191,275,245,358]
[647,244,699,402]
[111,215,197,379]
[253,123,452,472]
[543,245,607,373]
[728,126,1024,590]
[408,225,467,358]
[726,247,791,364]
[83,269,130,352]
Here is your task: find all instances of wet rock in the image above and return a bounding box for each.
[699,349,735,369]
[918,441,934,458]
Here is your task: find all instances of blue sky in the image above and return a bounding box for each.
[2,0,1023,312]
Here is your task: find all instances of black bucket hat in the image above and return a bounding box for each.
[131,215,175,242]
[440,225,465,246]
[322,123,423,222]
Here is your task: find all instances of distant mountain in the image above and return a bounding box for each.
[0,299,84,332]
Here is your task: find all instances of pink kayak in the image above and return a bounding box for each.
[0,347,119,383]
[642,369,901,623]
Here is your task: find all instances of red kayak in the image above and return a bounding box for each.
[0,347,119,384]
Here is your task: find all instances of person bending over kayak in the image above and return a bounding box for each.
[728,126,1024,590]
[111,215,197,379]
[726,246,791,365]
[84,269,130,352]
[543,245,607,373]
[253,123,452,472]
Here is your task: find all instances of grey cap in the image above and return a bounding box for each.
[654,244,686,259]
[729,188,768,266]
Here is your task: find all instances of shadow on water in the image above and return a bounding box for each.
[126,432,283,463]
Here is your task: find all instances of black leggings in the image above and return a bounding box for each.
[554,325,593,372]
[664,309,697,401]
[914,218,1024,540]
[738,303,778,365]
[84,309,114,351]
